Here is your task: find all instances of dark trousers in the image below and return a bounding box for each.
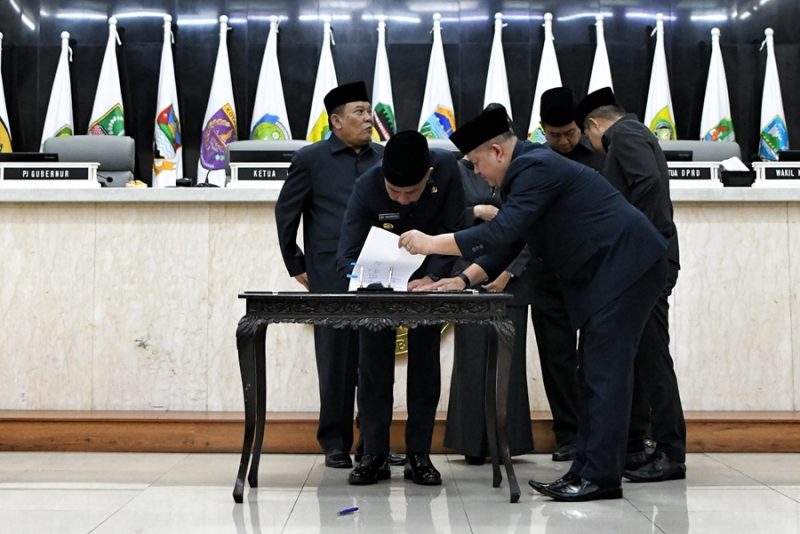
[444,303,534,457]
[529,277,579,448]
[313,325,359,453]
[627,262,686,462]
[569,257,667,486]
[358,325,441,455]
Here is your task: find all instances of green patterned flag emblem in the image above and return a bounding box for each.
[89,104,125,136]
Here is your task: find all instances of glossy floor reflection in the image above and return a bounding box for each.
[0,452,799,533]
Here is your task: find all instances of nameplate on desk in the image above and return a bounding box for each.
[3,167,89,180]
[763,167,800,179]
[235,166,288,181]
[668,167,712,180]
[751,162,800,187]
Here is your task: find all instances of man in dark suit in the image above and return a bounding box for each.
[526,88,607,462]
[400,106,668,501]
[576,87,686,482]
[337,131,464,485]
[275,81,383,469]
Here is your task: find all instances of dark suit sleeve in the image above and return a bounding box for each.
[336,183,372,278]
[424,156,466,279]
[607,134,662,222]
[505,245,532,277]
[275,151,311,277]
[454,161,561,261]
[473,239,526,280]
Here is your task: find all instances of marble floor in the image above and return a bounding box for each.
[0,452,799,533]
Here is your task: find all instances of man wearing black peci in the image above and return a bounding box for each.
[530,87,607,461]
[576,87,686,482]
[400,106,668,501]
[275,81,382,469]
[337,131,464,486]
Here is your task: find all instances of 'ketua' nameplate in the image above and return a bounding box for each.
[235,166,288,181]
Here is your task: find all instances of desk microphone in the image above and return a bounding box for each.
[195,169,219,187]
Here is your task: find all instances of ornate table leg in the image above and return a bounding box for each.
[247,324,268,488]
[490,319,520,503]
[484,330,501,488]
[233,315,268,503]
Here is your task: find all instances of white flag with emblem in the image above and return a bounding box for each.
[758,28,788,161]
[153,15,182,187]
[483,13,512,118]
[41,31,74,149]
[306,19,337,142]
[700,28,734,142]
[88,17,125,136]
[371,17,396,141]
[587,15,613,94]
[197,15,237,187]
[418,13,456,139]
[527,13,561,142]
[0,32,12,152]
[643,13,676,140]
[251,16,292,141]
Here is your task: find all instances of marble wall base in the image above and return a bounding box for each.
[0,200,798,414]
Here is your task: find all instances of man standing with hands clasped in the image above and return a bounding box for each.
[337,131,464,486]
[400,106,668,502]
[275,81,382,469]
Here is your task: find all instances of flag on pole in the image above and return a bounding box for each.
[153,15,182,187]
[371,16,396,141]
[198,15,237,187]
[643,13,676,141]
[251,16,291,141]
[700,28,734,142]
[418,13,456,139]
[41,31,74,149]
[483,13,512,118]
[758,28,788,161]
[0,32,12,152]
[88,17,125,136]
[527,13,561,142]
[587,15,613,94]
[306,18,337,142]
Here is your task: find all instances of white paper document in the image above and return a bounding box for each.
[348,226,426,291]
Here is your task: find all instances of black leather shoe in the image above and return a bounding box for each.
[464,455,486,466]
[623,451,686,482]
[528,471,581,494]
[551,444,576,462]
[404,453,442,486]
[625,450,650,471]
[388,451,407,466]
[539,478,623,502]
[325,450,353,469]
[348,455,390,485]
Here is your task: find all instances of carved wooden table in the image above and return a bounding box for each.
[232,291,519,503]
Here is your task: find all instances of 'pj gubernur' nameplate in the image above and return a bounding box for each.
[4,167,90,180]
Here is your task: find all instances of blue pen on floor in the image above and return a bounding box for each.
[338,506,359,516]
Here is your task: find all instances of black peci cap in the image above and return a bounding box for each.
[323,81,370,114]
[540,87,577,127]
[449,105,512,155]
[382,130,431,187]
[575,87,616,130]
